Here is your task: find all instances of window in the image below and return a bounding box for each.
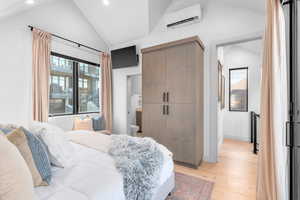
[49,53,101,116]
[49,57,73,115]
[78,62,100,113]
[229,68,248,112]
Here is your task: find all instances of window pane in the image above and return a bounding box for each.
[78,63,100,113]
[49,56,73,115]
[229,68,248,111]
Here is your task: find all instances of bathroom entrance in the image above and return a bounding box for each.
[126,74,142,136]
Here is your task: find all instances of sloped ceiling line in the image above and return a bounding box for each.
[148,0,172,33]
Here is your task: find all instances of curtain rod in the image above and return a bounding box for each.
[28,25,104,53]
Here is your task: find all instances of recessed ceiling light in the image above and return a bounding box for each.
[25,0,35,5]
[102,0,110,6]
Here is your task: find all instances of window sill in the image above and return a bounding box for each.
[49,112,101,118]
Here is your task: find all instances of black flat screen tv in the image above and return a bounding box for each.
[111,46,139,69]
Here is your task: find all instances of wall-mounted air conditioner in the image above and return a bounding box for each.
[164,4,202,29]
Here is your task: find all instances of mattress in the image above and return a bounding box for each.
[34,143,174,200]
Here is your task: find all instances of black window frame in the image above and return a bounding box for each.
[49,52,101,117]
[229,67,249,112]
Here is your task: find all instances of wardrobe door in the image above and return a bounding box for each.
[165,104,196,164]
[142,104,166,141]
[142,50,166,104]
[194,44,204,165]
[166,43,196,104]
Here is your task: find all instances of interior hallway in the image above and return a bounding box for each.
[175,139,257,200]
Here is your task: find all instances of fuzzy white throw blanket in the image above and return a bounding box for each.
[108,135,164,200]
[67,132,169,200]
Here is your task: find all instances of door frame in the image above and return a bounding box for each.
[126,73,142,135]
[126,75,133,135]
[210,32,263,162]
[283,0,298,199]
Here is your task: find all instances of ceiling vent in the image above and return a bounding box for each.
[165,4,202,29]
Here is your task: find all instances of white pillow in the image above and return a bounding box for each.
[0,134,36,200]
[29,122,75,168]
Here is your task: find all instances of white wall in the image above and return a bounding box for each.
[0,0,108,127]
[217,47,225,148]
[111,0,265,162]
[221,43,262,142]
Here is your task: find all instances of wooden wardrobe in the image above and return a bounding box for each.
[141,36,205,167]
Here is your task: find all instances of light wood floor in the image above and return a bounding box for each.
[175,139,257,200]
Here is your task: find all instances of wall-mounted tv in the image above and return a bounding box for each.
[111,46,139,69]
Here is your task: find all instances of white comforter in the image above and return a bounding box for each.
[34,137,174,200]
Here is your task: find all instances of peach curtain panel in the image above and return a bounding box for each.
[101,53,113,132]
[257,0,288,200]
[32,29,52,122]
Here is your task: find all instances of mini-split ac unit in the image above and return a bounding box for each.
[164,4,202,29]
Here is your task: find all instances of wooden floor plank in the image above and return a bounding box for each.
[175,139,257,200]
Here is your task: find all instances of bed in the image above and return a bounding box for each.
[34,140,175,200]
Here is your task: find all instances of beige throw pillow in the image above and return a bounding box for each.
[6,128,43,187]
[0,134,35,200]
[73,118,93,131]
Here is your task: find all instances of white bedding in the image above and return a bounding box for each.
[34,142,174,200]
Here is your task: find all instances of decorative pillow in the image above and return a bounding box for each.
[6,128,44,187]
[0,124,18,134]
[0,134,35,200]
[21,127,52,185]
[29,122,75,168]
[0,127,13,134]
[73,118,93,131]
[92,116,105,131]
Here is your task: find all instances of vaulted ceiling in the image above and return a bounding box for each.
[222,0,265,13]
[73,0,172,46]
[0,0,266,46]
[0,0,51,19]
[0,0,21,9]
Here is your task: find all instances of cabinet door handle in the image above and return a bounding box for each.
[166,92,169,102]
[163,92,166,102]
[163,105,166,115]
[166,105,169,115]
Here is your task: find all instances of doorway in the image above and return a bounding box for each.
[215,38,263,199]
[217,39,263,148]
[126,74,142,136]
